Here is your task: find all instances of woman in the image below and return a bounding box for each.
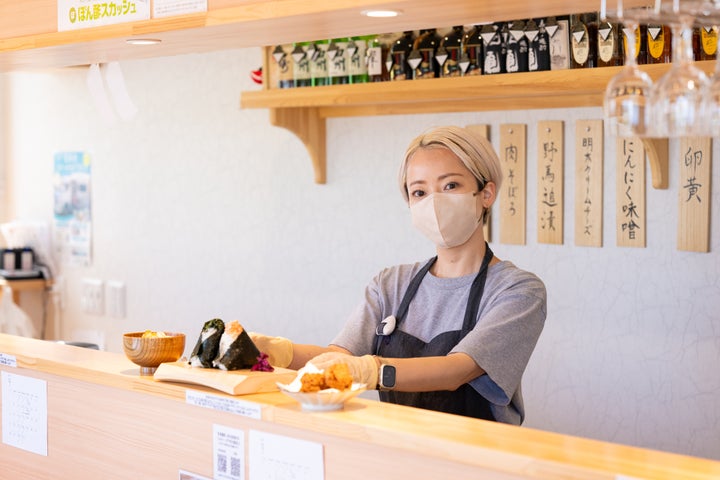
[252,125,546,424]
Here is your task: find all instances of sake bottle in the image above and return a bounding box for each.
[597,19,624,67]
[625,23,648,65]
[547,15,571,70]
[570,13,599,68]
[348,35,370,83]
[440,25,465,77]
[327,37,350,84]
[413,28,442,79]
[506,20,529,73]
[271,44,294,88]
[647,23,671,64]
[367,33,393,82]
[291,42,312,87]
[698,25,718,61]
[464,25,484,76]
[307,40,329,86]
[529,18,551,71]
[389,31,416,81]
[480,23,504,75]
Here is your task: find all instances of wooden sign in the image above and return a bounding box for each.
[574,120,603,247]
[678,137,712,252]
[467,124,492,242]
[537,121,564,244]
[499,124,527,244]
[616,137,646,247]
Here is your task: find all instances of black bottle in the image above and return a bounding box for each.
[506,20,529,73]
[389,31,416,80]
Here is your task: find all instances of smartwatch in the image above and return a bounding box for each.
[378,363,396,390]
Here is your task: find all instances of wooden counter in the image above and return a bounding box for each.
[0,333,718,479]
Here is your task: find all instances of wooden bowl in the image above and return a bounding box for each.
[122,332,185,375]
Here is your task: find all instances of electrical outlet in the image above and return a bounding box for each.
[81,278,104,315]
[106,281,126,318]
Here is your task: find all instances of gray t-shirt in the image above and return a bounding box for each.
[331,259,547,425]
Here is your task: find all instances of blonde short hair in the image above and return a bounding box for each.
[398,126,504,204]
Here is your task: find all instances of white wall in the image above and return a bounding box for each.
[3,48,719,461]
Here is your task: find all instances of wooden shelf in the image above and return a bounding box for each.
[240,61,716,184]
[0,0,653,72]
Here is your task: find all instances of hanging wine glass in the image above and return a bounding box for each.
[648,14,711,137]
[604,18,654,136]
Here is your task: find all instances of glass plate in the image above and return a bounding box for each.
[276,382,367,411]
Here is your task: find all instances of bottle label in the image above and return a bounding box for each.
[549,19,570,70]
[647,26,665,59]
[308,42,328,80]
[367,45,383,76]
[347,39,367,77]
[292,45,311,82]
[702,26,718,56]
[572,26,589,65]
[598,25,615,62]
[506,41,520,73]
[272,45,294,88]
[328,40,348,78]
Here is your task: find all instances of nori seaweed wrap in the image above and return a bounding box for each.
[212,320,261,371]
[189,318,225,367]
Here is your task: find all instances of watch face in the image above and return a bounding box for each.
[381,365,396,388]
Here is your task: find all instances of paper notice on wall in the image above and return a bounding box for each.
[58,0,150,31]
[214,425,245,480]
[248,430,324,480]
[53,152,93,267]
[1,371,48,456]
[153,0,207,18]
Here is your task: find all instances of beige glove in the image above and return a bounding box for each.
[309,352,379,390]
[249,332,293,368]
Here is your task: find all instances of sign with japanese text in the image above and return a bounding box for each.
[500,124,527,244]
[678,137,712,252]
[58,0,150,31]
[616,137,646,247]
[574,120,603,247]
[537,121,564,244]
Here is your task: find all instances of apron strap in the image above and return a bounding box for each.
[395,256,437,323]
[461,243,494,334]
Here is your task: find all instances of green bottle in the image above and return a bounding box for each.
[328,37,350,85]
[348,35,372,83]
[291,42,312,87]
[307,39,329,86]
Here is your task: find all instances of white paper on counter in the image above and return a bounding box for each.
[248,430,324,480]
[185,390,262,419]
[213,424,245,480]
[1,371,48,456]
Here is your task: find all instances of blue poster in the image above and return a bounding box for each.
[53,152,92,267]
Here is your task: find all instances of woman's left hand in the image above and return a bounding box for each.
[308,352,379,390]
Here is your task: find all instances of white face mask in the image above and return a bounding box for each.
[410,192,482,248]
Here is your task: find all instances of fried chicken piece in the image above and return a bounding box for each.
[300,372,325,392]
[323,363,353,391]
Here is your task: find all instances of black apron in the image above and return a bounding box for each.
[373,243,496,421]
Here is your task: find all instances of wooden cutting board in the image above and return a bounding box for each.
[153,361,297,395]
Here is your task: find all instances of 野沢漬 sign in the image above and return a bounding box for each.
[58,0,150,31]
